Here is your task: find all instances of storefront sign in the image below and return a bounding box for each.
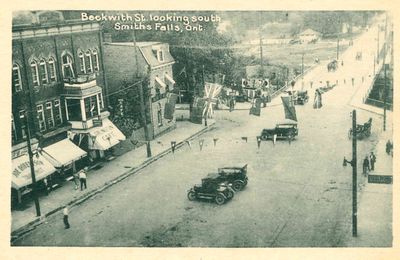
[368,175,393,184]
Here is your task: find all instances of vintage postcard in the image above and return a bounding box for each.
[1,0,398,259]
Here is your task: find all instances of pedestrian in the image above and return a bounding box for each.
[72,171,79,190]
[362,155,370,176]
[43,178,49,196]
[369,152,377,171]
[79,167,88,190]
[386,140,392,155]
[63,206,70,229]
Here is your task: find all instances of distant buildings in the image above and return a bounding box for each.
[298,28,321,43]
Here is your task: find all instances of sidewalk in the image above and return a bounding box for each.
[344,115,393,247]
[11,120,214,238]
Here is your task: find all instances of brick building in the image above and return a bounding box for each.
[103,41,176,139]
[11,11,125,203]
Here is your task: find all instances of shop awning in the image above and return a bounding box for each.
[88,119,126,150]
[42,139,87,168]
[12,154,56,189]
[165,74,176,85]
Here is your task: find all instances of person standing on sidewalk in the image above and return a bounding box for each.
[79,167,88,191]
[362,155,370,176]
[63,207,70,229]
[369,152,377,171]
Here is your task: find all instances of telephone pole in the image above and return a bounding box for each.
[25,111,41,217]
[132,30,152,157]
[383,13,388,131]
[351,110,358,237]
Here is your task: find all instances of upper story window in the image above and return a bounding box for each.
[157,49,164,62]
[85,50,93,73]
[92,49,99,71]
[12,64,22,92]
[18,110,27,139]
[36,104,46,132]
[39,59,48,84]
[12,114,17,143]
[78,51,85,73]
[62,53,75,79]
[48,57,57,82]
[30,60,39,87]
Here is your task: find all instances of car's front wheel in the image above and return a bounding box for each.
[226,190,234,199]
[215,194,226,205]
[187,191,196,201]
[232,180,244,191]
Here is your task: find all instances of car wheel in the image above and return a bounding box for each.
[227,190,234,199]
[243,179,248,187]
[215,194,225,205]
[232,181,244,191]
[187,191,196,201]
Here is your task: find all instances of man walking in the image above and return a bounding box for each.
[369,152,377,171]
[362,155,370,176]
[63,206,70,229]
[79,167,88,190]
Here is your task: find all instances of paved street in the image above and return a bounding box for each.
[12,18,392,247]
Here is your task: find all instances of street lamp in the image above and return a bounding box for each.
[343,109,358,237]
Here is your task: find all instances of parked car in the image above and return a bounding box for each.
[294,90,309,105]
[187,173,235,205]
[217,164,248,191]
[260,119,298,140]
[235,94,248,103]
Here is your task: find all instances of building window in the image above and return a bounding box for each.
[85,50,93,73]
[12,114,17,143]
[12,64,22,92]
[46,101,55,128]
[84,95,99,119]
[98,93,104,109]
[39,59,48,84]
[30,60,39,87]
[37,104,46,132]
[54,99,63,125]
[157,103,163,126]
[48,57,57,82]
[78,51,85,73]
[62,53,75,79]
[19,110,27,139]
[92,49,99,71]
[157,49,164,62]
[66,99,82,121]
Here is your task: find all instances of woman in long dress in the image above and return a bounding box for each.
[313,88,322,109]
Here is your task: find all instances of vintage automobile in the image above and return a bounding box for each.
[292,90,309,105]
[235,94,248,103]
[187,173,235,205]
[217,164,248,191]
[260,119,298,141]
[348,118,372,140]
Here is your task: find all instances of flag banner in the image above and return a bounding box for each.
[249,98,262,116]
[164,93,178,120]
[281,96,297,121]
[203,82,222,118]
[190,97,205,124]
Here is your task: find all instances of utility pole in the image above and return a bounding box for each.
[336,35,339,61]
[383,13,388,131]
[351,109,358,237]
[202,64,207,127]
[25,111,41,217]
[301,53,304,90]
[260,32,264,78]
[132,30,152,157]
[377,25,380,64]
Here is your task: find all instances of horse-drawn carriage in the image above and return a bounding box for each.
[327,60,338,72]
[348,118,372,139]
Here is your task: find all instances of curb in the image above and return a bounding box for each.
[10,122,215,244]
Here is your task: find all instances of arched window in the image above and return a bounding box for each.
[39,58,48,84]
[85,50,93,73]
[92,49,99,71]
[61,53,74,79]
[12,64,22,92]
[78,51,85,73]
[48,57,57,82]
[30,60,39,87]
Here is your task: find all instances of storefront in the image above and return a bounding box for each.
[12,153,56,203]
[70,118,126,159]
[42,138,87,174]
